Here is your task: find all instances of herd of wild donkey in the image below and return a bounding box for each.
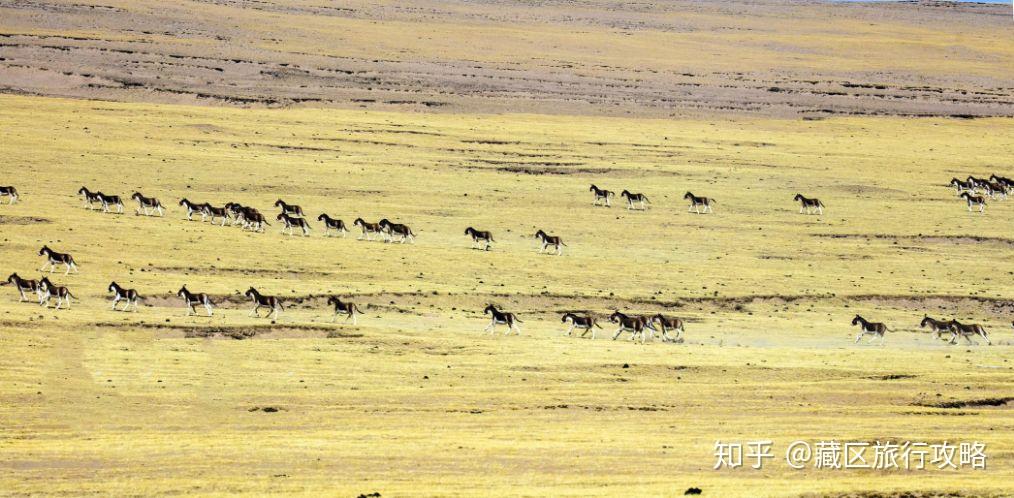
[0,173,1011,345]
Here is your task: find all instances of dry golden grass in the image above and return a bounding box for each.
[0,94,1012,496]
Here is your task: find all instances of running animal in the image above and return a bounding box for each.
[327,296,362,324]
[98,192,124,213]
[131,192,165,216]
[201,204,230,225]
[0,186,18,204]
[950,178,975,194]
[947,320,990,345]
[277,213,311,236]
[793,194,824,215]
[960,192,987,213]
[178,198,205,221]
[684,192,715,214]
[852,315,891,344]
[919,315,953,340]
[561,312,601,339]
[274,199,305,217]
[39,246,78,275]
[465,227,494,251]
[6,273,40,302]
[610,311,656,344]
[38,277,75,309]
[78,187,103,209]
[379,219,415,243]
[108,281,141,311]
[590,184,614,207]
[483,304,522,335]
[651,314,685,343]
[353,218,384,241]
[620,190,650,210]
[245,287,282,319]
[318,214,349,237]
[177,285,214,316]
[534,230,566,255]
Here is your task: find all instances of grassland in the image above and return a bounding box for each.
[1,0,1012,118]
[0,94,1012,496]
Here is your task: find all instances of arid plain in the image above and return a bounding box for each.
[1,0,1013,496]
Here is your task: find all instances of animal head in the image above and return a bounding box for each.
[793,194,804,201]
[245,287,257,297]
[851,315,863,325]
[589,185,597,191]
[78,187,89,195]
[683,192,694,199]
[534,230,546,238]
[465,227,474,235]
[609,311,625,322]
[131,192,142,200]
[378,218,391,227]
[326,296,339,305]
[7,273,19,282]
[919,316,932,327]
[177,286,188,296]
[108,282,118,292]
[484,304,497,315]
[38,245,50,255]
[39,276,53,287]
[353,218,366,226]
[274,199,285,207]
[276,213,286,220]
[317,214,328,221]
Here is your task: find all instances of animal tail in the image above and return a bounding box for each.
[354,304,363,314]
[515,316,524,323]
[67,291,77,300]
[594,321,603,329]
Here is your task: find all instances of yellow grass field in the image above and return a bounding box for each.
[1,94,1013,496]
